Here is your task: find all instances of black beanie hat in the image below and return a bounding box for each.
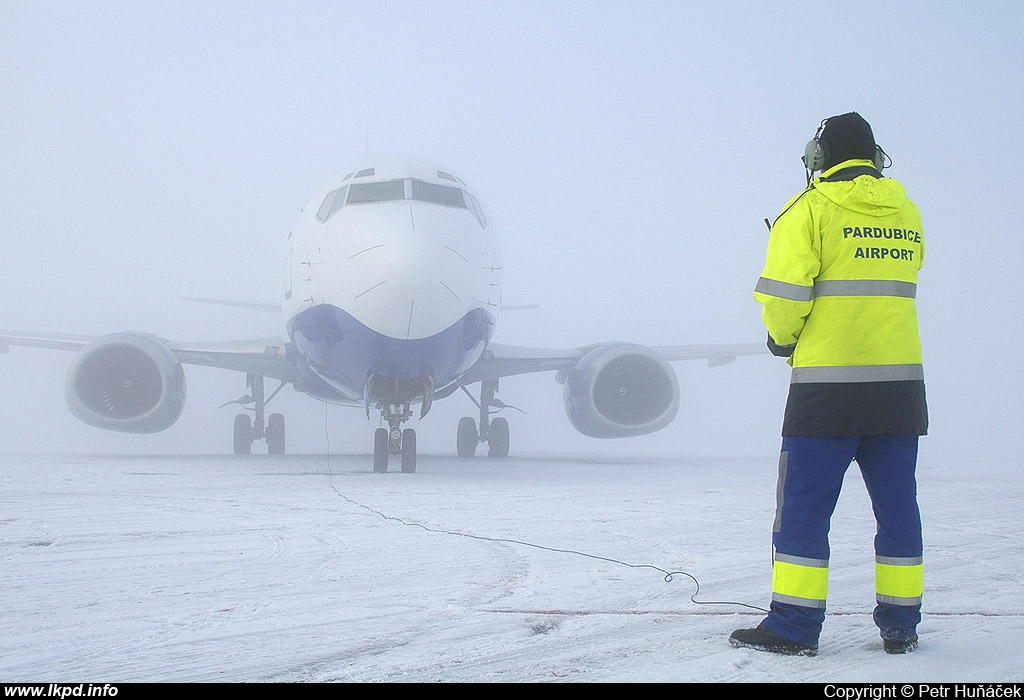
[819,112,876,169]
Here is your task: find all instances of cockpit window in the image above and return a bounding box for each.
[314,177,485,228]
[410,180,466,208]
[327,186,347,219]
[315,186,349,222]
[466,191,487,228]
[316,191,336,222]
[347,180,405,204]
[316,188,340,222]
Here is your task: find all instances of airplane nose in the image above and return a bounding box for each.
[349,234,474,340]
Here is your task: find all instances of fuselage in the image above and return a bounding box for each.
[283,155,502,410]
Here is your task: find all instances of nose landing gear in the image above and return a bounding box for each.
[373,402,417,473]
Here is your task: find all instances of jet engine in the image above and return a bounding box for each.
[65,333,187,433]
[561,343,680,438]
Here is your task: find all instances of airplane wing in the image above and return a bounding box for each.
[0,330,95,353]
[179,296,283,314]
[2,328,764,388]
[461,340,767,384]
[165,338,298,383]
[0,330,299,384]
[648,342,769,365]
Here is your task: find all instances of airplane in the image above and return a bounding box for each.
[0,155,765,472]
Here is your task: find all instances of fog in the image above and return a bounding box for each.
[3,2,1024,685]
[2,1,1022,464]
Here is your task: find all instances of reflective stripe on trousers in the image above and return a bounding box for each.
[763,435,923,646]
[772,553,828,609]
[876,555,924,606]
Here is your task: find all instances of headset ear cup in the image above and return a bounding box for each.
[803,138,827,172]
[873,145,885,171]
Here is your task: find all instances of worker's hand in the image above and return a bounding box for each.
[767,334,795,357]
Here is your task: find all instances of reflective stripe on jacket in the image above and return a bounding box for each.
[754,159,928,436]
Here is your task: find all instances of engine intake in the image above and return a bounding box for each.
[563,343,680,438]
[65,333,187,433]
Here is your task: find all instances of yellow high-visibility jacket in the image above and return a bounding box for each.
[754,159,928,436]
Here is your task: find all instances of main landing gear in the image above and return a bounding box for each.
[225,374,287,455]
[370,378,519,472]
[456,379,517,458]
[373,402,417,473]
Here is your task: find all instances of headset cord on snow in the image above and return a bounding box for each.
[319,395,767,615]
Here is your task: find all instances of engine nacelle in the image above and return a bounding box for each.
[65,332,187,433]
[562,343,680,438]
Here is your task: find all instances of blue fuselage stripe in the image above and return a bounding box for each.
[287,304,492,402]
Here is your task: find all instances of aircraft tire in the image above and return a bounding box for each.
[401,428,417,473]
[267,413,286,455]
[233,414,252,455]
[488,417,510,458]
[373,427,388,473]
[457,417,477,457]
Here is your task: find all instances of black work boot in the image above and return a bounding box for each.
[729,623,818,656]
[883,636,918,654]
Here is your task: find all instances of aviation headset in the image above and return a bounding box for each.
[802,115,890,180]
[766,115,896,228]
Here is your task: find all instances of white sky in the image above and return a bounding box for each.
[1,1,1021,460]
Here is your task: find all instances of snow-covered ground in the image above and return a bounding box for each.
[2,450,1021,682]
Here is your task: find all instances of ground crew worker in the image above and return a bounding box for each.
[730,112,927,656]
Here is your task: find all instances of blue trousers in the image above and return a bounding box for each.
[764,435,923,646]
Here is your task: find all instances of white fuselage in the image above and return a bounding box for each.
[282,155,502,407]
